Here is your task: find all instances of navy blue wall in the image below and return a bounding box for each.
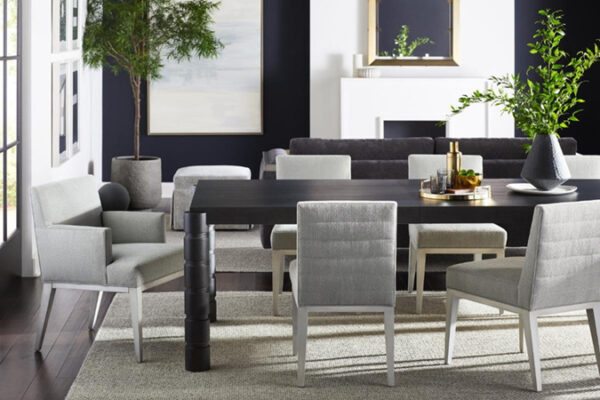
[515,1,600,154]
[102,0,310,181]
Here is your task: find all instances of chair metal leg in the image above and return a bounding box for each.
[444,293,459,364]
[518,314,524,353]
[296,309,308,387]
[129,287,143,363]
[292,299,298,356]
[415,250,427,314]
[522,311,542,392]
[408,244,416,293]
[35,283,56,352]
[272,251,281,316]
[587,306,600,375]
[89,291,103,330]
[384,308,395,387]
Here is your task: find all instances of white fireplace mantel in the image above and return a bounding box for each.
[340,78,514,139]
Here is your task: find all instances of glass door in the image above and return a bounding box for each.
[0,0,21,282]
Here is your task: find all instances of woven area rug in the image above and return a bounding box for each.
[67,292,600,399]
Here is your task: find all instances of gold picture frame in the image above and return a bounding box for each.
[367,0,460,66]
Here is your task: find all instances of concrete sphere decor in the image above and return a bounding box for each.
[521,134,571,191]
[98,182,131,211]
[111,156,162,209]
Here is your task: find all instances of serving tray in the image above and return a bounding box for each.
[419,180,492,201]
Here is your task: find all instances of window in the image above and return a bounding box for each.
[1,0,20,244]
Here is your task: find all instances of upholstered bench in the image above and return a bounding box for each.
[408,223,507,313]
[171,165,252,230]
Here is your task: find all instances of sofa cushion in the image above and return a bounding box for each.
[290,138,434,160]
[434,137,577,159]
[351,160,408,179]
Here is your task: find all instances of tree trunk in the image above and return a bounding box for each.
[133,76,142,160]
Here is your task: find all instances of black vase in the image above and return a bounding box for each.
[521,134,571,191]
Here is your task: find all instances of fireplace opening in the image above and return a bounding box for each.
[383,121,445,139]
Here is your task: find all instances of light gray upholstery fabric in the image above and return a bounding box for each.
[35,225,112,285]
[446,257,525,306]
[31,175,103,228]
[103,211,166,244]
[407,154,483,180]
[106,243,184,288]
[294,201,397,307]
[564,155,600,179]
[173,165,251,189]
[275,155,352,180]
[409,223,507,249]
[272,156,352,252]
[171,165,251,230]
[31,175,183,288]
[519,201,600,310]
[270,224,297,250]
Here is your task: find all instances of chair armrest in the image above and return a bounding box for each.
[102,211,166,244]
[35,225,112,285]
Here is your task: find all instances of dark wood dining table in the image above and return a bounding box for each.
[183,178,600,372]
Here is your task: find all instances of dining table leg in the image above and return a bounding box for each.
[184,211,211,372]
[209,224,217,322]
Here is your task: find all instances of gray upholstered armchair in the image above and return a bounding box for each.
[31,176,183,362]
[445,200,600,391]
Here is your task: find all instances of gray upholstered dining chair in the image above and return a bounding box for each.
[31,176,184,363]
[407,154,507,314]
[444,200,600,392]
[565,155,600,179]
[270,155,351,315]
[291,201,397,387]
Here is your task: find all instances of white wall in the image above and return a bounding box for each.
[310,0,515,139]
[21,0,103,276]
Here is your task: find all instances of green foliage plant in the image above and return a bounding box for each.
[83,0,223,159]
[446,10,600,150]
[393,25,434,57]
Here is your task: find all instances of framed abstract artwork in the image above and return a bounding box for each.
[148,0,263,135]
[51,61,79,166]
[51,62,69,166]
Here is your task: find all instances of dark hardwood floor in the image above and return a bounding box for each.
[0,271,445,400]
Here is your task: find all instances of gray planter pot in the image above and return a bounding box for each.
[111,156,162,209]
[521,134,571,191]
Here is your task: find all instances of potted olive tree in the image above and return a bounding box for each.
[447,9,600,190]
[83,0,223,208]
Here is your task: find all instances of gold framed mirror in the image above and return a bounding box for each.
[368,0,460,66]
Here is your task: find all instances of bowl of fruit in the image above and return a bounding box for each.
[454,169,483,190]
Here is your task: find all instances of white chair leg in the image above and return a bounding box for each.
[296,309,308,387]
[518,314,524,353]
[272,251,281,315]
[495,249,505,259]
[292,299,298,356]
[384,309,395,387]
[444,293,459,364]
[415,250,427,314]
[473,253,482,262]
[587,306,600,375]
[89,291,103,330]
[408,244,416,293]
[279,255,285,294]
[522,311,542,392]
[129,288,143,363]
[35,283,56,352]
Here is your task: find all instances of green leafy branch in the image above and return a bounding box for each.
[445,9,600,148]
[380,25,434,57]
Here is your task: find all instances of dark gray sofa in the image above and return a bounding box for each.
[281,136,578,248]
